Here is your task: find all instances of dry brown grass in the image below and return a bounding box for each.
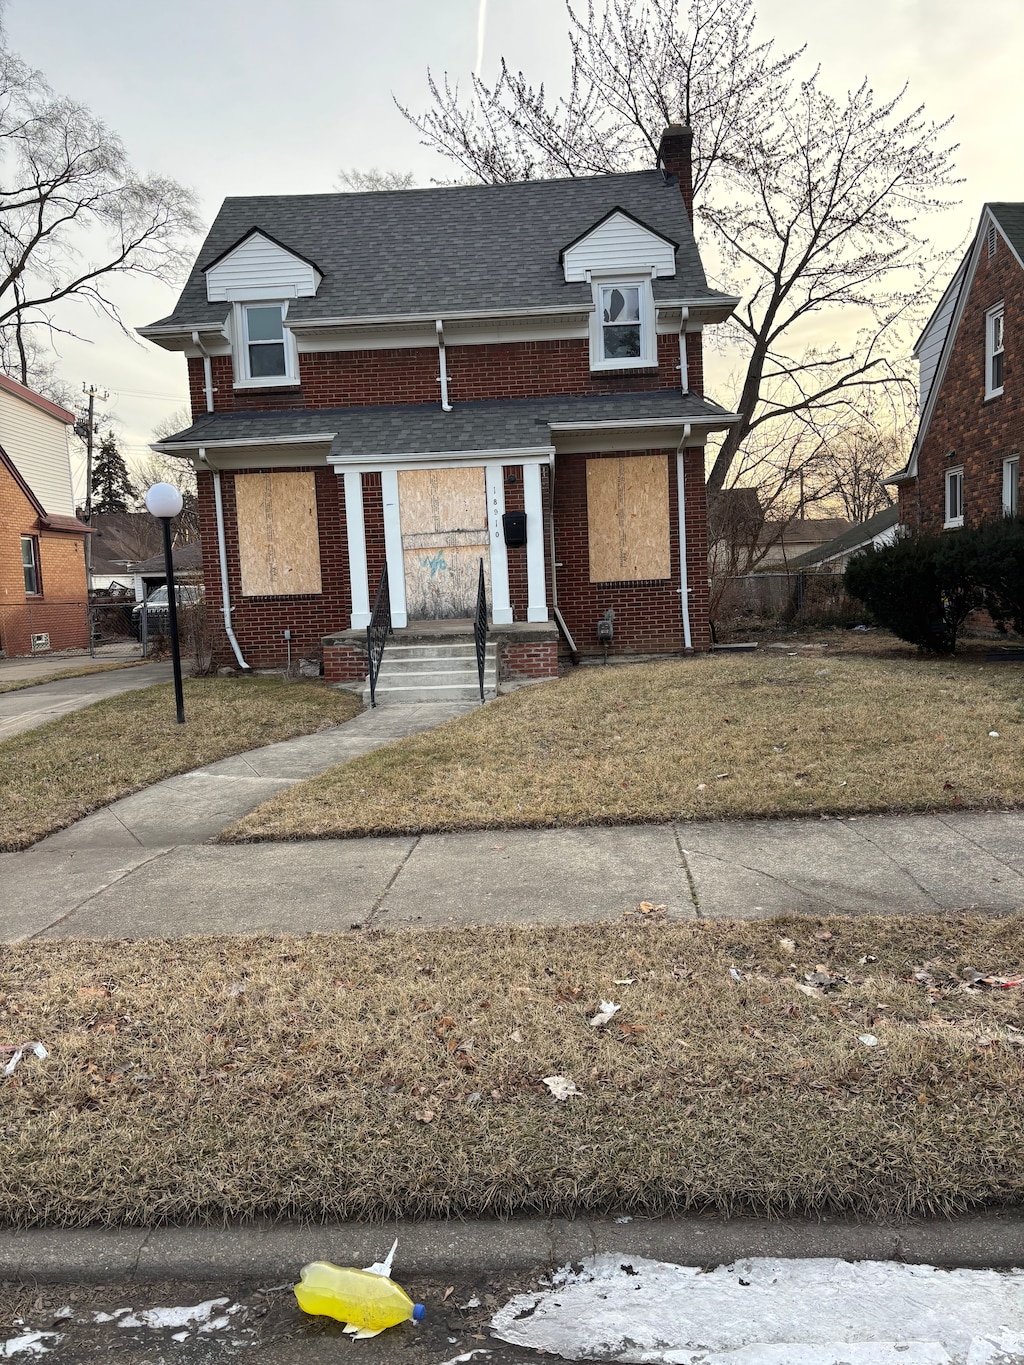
[2,915,1023,1228]
[0,661,141,695]
[0,678,361,851]
[226,639,1024,842]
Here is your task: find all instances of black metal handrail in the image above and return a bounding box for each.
[366,562,392,708]
[473,556,488,704]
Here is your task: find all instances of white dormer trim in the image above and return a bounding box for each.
[562,209,677,284]
[205,230,322,304]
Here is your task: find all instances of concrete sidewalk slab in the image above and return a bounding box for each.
[0,846,166,940]
[0,661,173,737]
[376,824,695,928]
[39,839,417,939]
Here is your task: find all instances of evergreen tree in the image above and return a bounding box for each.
[91,430,136,514]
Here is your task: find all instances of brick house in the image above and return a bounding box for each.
[0,376,90,657]
[892,203,1022,531]
[142,126,739,690]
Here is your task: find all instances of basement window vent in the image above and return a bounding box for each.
[988,225,998,259]
[31,632,51,653]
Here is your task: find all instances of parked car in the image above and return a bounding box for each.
[130,584,203,640]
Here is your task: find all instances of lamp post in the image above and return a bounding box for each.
[145,482,185,724]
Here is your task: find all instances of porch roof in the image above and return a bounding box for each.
[154,390,738,460]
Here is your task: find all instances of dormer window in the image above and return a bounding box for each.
[244,305,287,377]
[590,276,655,370]
[233,301,298,386]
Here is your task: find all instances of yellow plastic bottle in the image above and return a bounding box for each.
[294,1261,426,1337]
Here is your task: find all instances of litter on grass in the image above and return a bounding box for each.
[589,1000,621,1027]
[542,1075,580,1100]
[2,1042,47,1077]
[491,1255,1024,1363]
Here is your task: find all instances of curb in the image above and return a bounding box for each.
[3,1212,1024,1283]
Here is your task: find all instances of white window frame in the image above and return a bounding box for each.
[1003,455,1020,517]
[589,273,657,371]
[944,466,964,529]
[21,534,40,595]
[233,301,298,388]
[985,303,1004,400]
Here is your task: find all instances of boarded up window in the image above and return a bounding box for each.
[586,455,670,582]
[235,471,322,597]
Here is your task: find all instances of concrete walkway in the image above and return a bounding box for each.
[0,660,174,737]
[3,799,1022,940]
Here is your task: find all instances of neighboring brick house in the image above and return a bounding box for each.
[892,203,1023,531]
[141,127,740,685]
[0,376,90,657]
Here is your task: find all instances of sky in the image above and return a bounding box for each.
[6,0,1024,492]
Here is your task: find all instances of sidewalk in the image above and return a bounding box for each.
[2,799,1021,939]
[0,660,174,738]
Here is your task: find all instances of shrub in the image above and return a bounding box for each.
[844,531,982,654]
[971,516,1024,636]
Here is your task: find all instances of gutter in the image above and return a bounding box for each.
[199,445,250,671]
[436,319,453,412]
[191,330,215,414]
[678,423,693,651]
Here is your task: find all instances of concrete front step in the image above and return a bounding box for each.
[370,681,495,704]
[366,638,497,704]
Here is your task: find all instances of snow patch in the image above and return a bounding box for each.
[110,1298,235,1330]
[491,1256,1024,1363]
[0,1335,60,1358]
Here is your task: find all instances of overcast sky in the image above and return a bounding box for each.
[7,0,1023,485]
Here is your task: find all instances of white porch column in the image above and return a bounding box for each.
[485,464,513,624]
[524,462,548,622]
[380,468,408,629]
[343,469,371,629]
[675,450,693,650]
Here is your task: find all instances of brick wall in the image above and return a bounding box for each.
[189,332,704,420]
[197,466,352,669]
[551,446,711,657]
[499,637,559,680]
[910,239,1023,531]
[0,462,89,656]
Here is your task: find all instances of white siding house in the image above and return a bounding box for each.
[0,375,76,514]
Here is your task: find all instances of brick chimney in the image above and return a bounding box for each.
[657,124,694,223]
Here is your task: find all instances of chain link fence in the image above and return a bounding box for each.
[0,596,148,661]
[715,571,870,631]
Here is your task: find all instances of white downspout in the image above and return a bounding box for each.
[191,330,214,413]
[678,307,690,395]
[677,422,693,651]
[436,319,453,412]
[203,449,250,671]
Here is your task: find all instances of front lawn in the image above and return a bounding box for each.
[225,640,1024,842]
[2,915,1022,1227]
[0,678,361,851]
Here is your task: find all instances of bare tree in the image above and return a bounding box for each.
[336,168,415,192]
[402,0,959,499]
[819,419,905,524]
[0,31,201,383]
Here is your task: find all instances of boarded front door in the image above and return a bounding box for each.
[398,467,490,619]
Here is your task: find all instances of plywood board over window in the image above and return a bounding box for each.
[586,454,670,582]
[398,467,490,619]
[235,471,322,597]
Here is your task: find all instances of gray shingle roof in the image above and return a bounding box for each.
[786,506,899,569]
[149,172,731,331]
[990,203,1024,264]
[156,391,736,457]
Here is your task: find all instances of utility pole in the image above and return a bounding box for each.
[79,383,108,581]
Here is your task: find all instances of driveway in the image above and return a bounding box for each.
[0,662,174,739]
